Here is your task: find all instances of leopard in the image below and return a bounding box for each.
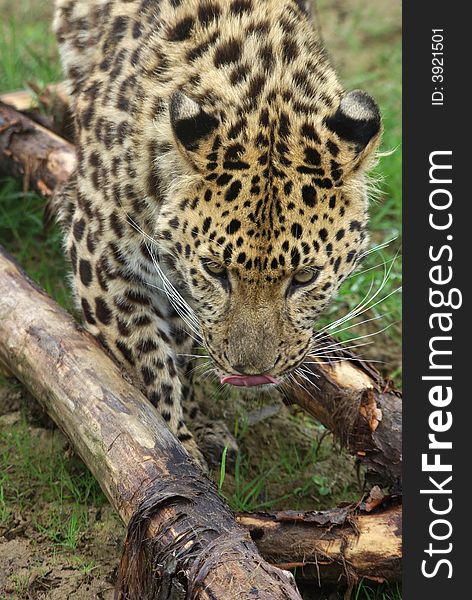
[52,0,382,467]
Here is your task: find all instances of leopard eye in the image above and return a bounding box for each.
[292,268,319,287]
[202,259,228,279]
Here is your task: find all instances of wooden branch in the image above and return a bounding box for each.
[0,82,73,141]
[0,246,301,600]
[289,350,402,491]
[237,504,402,584]
[0,100,402,492]
[0,89,42,112]
[0,82,70,114]
[0,100,75,198]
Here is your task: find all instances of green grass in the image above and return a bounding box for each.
[323,1,402,379]
[1,3,72,309]
[0,181,72,310]
[0,403,107,551]
[0,3,61,91]
[216,411,361,513]
[221,449,337,512]
[354,579,402,600]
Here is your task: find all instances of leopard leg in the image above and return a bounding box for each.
[170,318,239,468]
[67,228,206,467]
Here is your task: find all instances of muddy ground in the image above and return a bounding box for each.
[0,388,121,599]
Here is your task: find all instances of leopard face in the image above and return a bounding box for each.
[154,89,381,380]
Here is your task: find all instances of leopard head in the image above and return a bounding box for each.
[150,86,381,385]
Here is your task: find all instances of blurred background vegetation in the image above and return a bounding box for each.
[0,1,401,598]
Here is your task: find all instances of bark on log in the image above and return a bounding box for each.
[0,83,73,141]
[237,504,402,584]
[0,246,402,587]
[0,100,76,198]
[0,246,301,600]
[0,100,402,492]
[0,82,70,114]
[0,89,42,112]
[292,351,402,491]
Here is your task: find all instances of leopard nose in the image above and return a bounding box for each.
[232,356,280,376]
[232,363,257,376]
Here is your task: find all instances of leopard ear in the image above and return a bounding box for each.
[325,90,381,155]
[169,91,219,152]
[293,0,313,16]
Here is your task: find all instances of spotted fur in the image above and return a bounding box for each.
[53,0,382,462]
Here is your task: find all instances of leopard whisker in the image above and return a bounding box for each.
[289,370,320,398]
[349,256,397,279]
[126,217,201,334]
[304,356,384,365]
[126,217,203,341]
[312,256,400,342]
[358,236,398,261]
[309,340,375,357]
[148,244,203,339]
[318,312,389,341]
[312,277,377,342]
[311,327,394,355]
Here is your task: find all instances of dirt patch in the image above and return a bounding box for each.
[0,385,125,599]
[0,537,117,599]
[0,500,122,599]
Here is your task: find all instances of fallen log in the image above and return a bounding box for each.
[0,246,301,600]
[0,101,402,492]
[0,82,73,141]
[0,82,70,114]
[292,349,402,491]
[0,89,43,112]
[0,100,76,199]
[0,245,402,587]
[237,504,402,584]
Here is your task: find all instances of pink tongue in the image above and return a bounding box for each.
[220,374,279,387]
